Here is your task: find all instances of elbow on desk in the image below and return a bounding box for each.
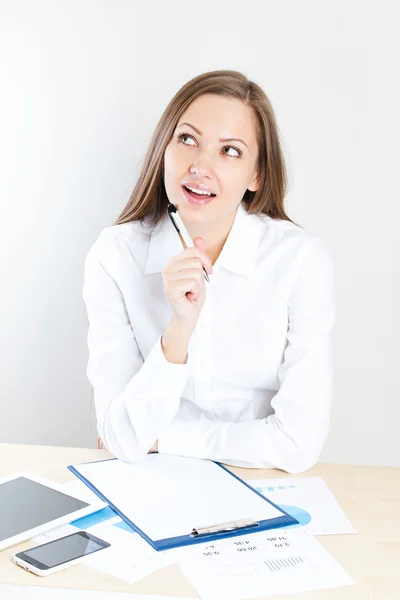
[97,421,150,465]
[98,437,149,465]
[277,436,327,474]
[268,413,330,474]
[280,452,319,475]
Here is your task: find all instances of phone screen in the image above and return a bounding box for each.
[16,531,110,570]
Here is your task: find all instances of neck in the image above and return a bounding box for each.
[184,206,238,266]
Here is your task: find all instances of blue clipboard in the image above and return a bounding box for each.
[68,456,298,551]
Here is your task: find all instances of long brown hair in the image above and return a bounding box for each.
[114,69,300,228]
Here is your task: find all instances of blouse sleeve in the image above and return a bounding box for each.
[82,235,189,463]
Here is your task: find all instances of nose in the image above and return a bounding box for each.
[190,151,215,179]
[190,163,212,180]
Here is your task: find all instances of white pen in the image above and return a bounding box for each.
[167,202,210,283]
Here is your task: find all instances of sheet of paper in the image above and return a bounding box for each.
[62,478,105,505]
[71,455,289,541]
[0,585,191,600]
[249,477,356,535]
[83,520,174,584]
[174,530,355,600]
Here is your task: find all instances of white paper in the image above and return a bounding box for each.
[82,521,174,584]
[32,523,79,544]
[249,477,356,535]
[174,530,355,600]
[62,479,105,505]
[72,455,286,541]
[0,586,191,600]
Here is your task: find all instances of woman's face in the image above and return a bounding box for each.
[164,94,259,225]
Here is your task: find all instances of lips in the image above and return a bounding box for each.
[182,181,216,195]
[184,185,215,196]
[181,185,215,206]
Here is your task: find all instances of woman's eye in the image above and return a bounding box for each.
[177,133,242,158]
[178,133,196,146]
[224,146,241,158]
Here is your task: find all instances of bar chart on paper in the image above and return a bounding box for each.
[264,555,305,571]
[175,530,355,600]
[249,477,356,535]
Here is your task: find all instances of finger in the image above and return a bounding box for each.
[193,237,206,252]
[168,247,213,273]
[169,258,204,273]
[170,269,205,284]
[186,281,203,302]
[169,277,202,301]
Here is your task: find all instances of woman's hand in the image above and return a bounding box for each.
[162,237,213,336]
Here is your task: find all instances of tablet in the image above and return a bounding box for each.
[0,471,107,551]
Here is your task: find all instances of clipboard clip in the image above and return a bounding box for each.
[190,518,259,538]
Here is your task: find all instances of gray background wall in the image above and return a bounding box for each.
[1,0,398,466]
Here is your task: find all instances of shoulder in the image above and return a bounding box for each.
[258,213,309,246]
[85,220,152,269]
[256,214,334,285]
[260,214,332,260]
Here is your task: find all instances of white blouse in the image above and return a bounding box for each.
[83,200,335,473]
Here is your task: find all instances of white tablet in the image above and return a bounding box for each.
[0,471,107,551]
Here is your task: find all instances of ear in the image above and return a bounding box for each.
[247,171,260,193]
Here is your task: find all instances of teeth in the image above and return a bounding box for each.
[185,185,214,196]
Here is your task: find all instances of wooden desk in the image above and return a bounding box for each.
[0,443,399,598]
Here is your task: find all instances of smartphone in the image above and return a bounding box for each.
[13,530,110,576]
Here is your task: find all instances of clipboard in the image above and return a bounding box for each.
[68,454,298,551]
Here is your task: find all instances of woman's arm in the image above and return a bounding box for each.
[157,238,335,473]
[83,235,190,463]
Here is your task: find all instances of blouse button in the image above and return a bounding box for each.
[200,322,207,329]
[199,361,206,368]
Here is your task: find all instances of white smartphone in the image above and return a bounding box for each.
[13,530,110,576]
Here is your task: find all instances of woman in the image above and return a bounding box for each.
[83,70,335,473]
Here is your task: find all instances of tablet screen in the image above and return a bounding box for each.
[0,477,89,542]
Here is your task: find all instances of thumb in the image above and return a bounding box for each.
[193,237,206,252]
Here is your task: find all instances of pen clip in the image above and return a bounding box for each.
[167,202,180,234]
[190,518,258,538]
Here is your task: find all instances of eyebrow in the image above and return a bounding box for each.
[177,122,249,150]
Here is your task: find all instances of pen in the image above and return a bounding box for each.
[167,202,210,283]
